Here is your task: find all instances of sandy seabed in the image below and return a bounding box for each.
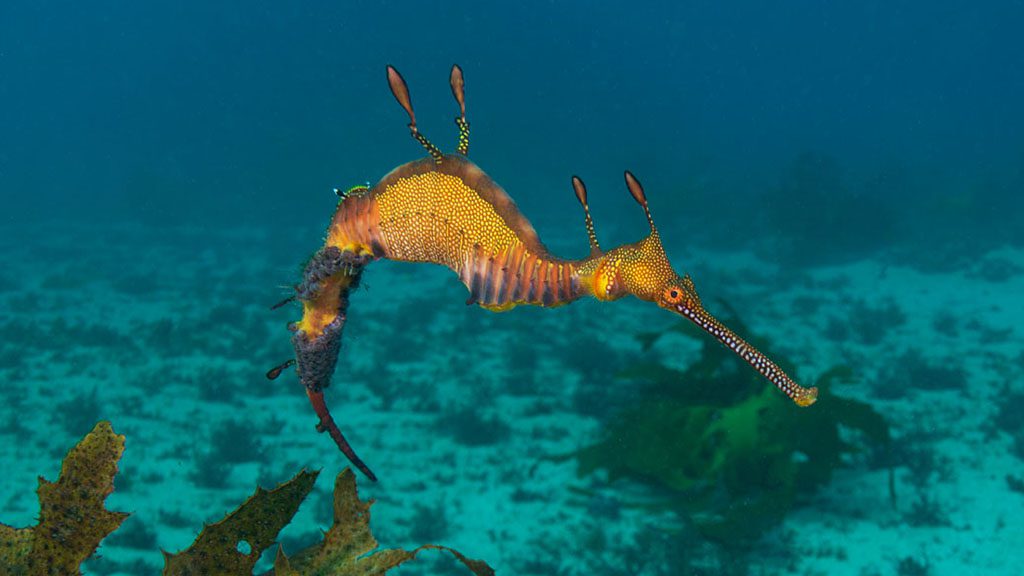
[1,222,1022,575]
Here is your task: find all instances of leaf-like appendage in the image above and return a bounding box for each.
[272,545,301,575]
[1,429,494,576]
[0,523,33,572]
[417,545,495,576]
[278,468,493,576]
[163,469,318,576]
[24,420,129,575]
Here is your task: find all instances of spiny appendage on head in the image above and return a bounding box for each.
[580,171,818,407]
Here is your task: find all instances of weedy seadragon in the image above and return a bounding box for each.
[268,65,817,482]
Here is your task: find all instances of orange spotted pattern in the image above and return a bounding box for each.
[376,171,520,269]
[305,155,816,406]
[325,160,581,310]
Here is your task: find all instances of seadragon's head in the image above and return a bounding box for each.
[575,172,818,407]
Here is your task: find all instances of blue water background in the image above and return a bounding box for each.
[3,1,1021,240]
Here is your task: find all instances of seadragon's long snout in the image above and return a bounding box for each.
[667,297,818,407]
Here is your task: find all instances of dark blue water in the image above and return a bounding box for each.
[2,2,1023,575]
[4,2,1021,233]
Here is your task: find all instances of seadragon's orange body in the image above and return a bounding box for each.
[270,65,818,482]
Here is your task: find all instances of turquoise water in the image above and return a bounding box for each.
[2,2,1023,575]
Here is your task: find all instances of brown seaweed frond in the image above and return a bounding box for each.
[0,421,128,576]
[0,422,494,576]
[274,468,494,576]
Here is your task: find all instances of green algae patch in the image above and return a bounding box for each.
[0,420,129,576]
[577,312,891,546]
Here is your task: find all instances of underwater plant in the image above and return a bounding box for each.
[0,421,493,575]
[0,421,128,574]
[576,306,890,547]
[268,64,817,482]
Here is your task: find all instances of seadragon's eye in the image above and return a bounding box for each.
[663,287,683,304]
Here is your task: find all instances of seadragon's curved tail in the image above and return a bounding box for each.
[268,247,378,481]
